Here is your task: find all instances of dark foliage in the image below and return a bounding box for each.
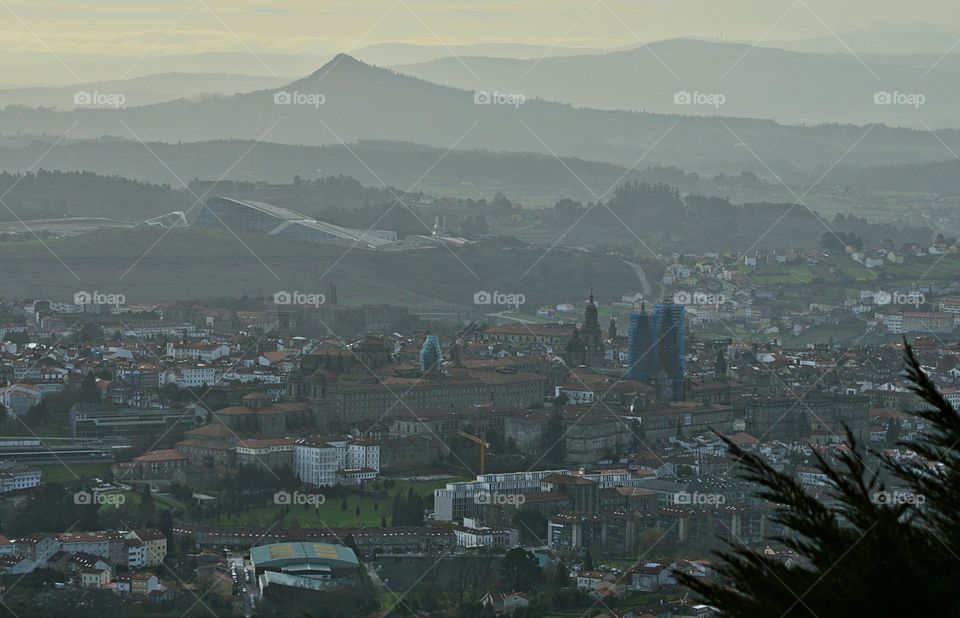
[678,343,960,616]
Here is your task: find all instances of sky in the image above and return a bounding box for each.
[2,0,958,54]
[0,0,958,83]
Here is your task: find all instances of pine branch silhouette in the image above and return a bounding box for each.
[677,342,960,616]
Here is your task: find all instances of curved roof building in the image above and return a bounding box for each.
[197,197,396,250]
[250,541,359,574]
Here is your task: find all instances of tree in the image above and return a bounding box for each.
[78,322,103,343]
[551,560,570,589]
[512,507,546,545]
[885,418,900,445]
[541,409,566,466]
[139,484,154,513]
[678,344,960,616]
[78,370,101,403]
[158,509,173,540]
[499,547,543,593]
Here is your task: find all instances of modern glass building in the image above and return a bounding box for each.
[653,302,686,402]
[627,304,657,380]
[196,197,396,249]
[627,302,685,401]
[420,335,443,373]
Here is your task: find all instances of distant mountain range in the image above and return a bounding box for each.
[0,73,289,109]
[391,38,960,128]
[2,52,960,176]
[0,43,606,88]
[763,23,960,55]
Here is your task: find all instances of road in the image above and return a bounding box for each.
[227,554,256,617]
[621,258,653,297]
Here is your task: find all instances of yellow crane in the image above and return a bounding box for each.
[457,430,490,475]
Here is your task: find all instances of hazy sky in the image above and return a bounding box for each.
[1,0,957,57]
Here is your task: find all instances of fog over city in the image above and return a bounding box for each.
[0,2,957,617]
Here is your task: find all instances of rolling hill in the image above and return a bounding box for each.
[391,38,960,128]
[0,73,290,109]
[1,54,960,175]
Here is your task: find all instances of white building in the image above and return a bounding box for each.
[454,518,519,548]
[126,539,147,569]
[877,313,903,334]
[0,464,41,492]
[0,385,42,417]
[348,440,380,471]
[165,342,230,362]
[176,366,221,388]
[294,437,380,487]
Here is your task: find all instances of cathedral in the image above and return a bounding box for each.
[564,292,606,367]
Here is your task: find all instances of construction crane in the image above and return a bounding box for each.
[457,430,490,475]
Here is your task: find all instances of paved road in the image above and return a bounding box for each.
[621,259,652,296]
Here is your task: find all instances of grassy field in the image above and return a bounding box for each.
[39,462,112,483]
[194,477,466,529]
[0,227,647,308]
